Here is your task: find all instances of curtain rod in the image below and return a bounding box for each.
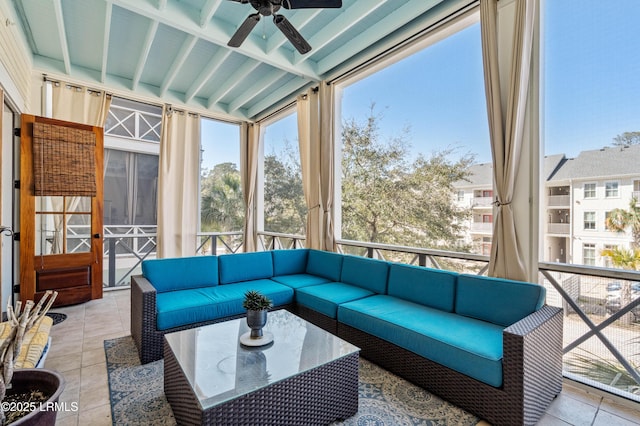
[43,75,112,97]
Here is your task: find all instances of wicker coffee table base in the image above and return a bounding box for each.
[164,344,359,425]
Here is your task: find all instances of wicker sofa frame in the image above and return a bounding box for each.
[336,305,563,426]
[131,269,563,425]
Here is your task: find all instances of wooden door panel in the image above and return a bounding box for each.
[20,115,103,306]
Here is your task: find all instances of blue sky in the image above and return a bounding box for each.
[203,1,640,167]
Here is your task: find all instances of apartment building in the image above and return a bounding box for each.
[454,146,640,265]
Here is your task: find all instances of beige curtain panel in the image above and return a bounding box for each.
[297,88,323,250]
[51,82,111,127]
[241,122,261,252]
[481,0,535,281]
[157,107,200,258]
[319,82,336,252]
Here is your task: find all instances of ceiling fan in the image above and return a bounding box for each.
[227,0,342,54]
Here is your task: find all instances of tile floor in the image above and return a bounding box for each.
[42,289,640,426]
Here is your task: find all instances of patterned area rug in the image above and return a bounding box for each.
[105,336,479,426]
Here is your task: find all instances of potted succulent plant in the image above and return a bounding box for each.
[0,291,64,425]
[242,290,273,339]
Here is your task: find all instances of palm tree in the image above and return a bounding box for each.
[602,197,640,326]
[605,196,640,248]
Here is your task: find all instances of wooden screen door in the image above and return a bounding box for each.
[20,115,103,306]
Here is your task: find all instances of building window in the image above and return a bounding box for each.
[457,191,465,202]
[605,182,619,198]
[583,243,596,266]
[602,244,615,268]
[583,183,596,199]
[583,211,596,230]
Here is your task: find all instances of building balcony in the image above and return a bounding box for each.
[548,195,570,207]
[547,223,570,235]
[472,197,493,208]
[470,222,493,233]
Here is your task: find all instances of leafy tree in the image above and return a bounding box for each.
[200,162,244,232]
[341,107,473,250]
[612,132,640,146]
[263,139,307,234]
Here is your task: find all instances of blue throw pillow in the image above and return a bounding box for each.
[142,256,218,293]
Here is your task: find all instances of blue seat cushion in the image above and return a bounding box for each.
[295,282,374,319]
[340,255,389,294]
[455,274,546,327]
[142,256,218,293]
[156,279,294,330]
[218,252,274,284]
[272,249,309,276]
[270,274,331,289]
[387,263,457,312]
[338,295,505,387]
[306,250,344,281]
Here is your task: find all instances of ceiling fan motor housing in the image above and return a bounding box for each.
[250,0,281,16]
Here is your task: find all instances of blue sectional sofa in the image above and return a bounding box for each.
[131,248,562,426]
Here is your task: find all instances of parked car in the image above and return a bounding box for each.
[605,281,640,320]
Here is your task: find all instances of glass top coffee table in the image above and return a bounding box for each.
[163,309,360,425]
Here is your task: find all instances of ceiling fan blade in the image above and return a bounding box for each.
[274,14,312,54]
[282,0,342,9]
[228,13,260,48]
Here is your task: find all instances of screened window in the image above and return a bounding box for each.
[262,112,306,236]
[104,149,158,226]
[583,183,596,198]
[338,18,485,252]
[199,119,243,233]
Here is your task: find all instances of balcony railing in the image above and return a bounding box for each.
[547,223,570,235]
[548,194,571,207]
[470,222,493,233]
[105,103,162,142]
[472,196,493,207]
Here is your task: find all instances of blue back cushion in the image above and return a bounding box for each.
[387,264,457,312]
[272,249,309,276]
[455,274,546,327]
[218,251,274,284]
[340,255,389,294]
[306,250,343,281]
[142,256,218,293]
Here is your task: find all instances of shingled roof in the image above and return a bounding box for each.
[454,153,568,188]
[548,144,640,181]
